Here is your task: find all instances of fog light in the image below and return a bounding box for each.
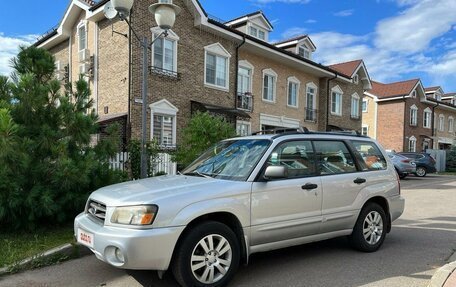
[115,248,125,263]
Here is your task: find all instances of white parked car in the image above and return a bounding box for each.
[75,129,404,287]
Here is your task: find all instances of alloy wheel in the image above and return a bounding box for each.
[416,167,426,177]
[363,211,383,245]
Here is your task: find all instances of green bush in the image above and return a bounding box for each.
[0,46,125,231]
[128,139,163,179]
[447,147,456,170]
[173,111,236,168]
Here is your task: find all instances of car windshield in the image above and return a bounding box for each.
[183,139,271,181]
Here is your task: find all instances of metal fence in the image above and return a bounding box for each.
[426,149,447,172]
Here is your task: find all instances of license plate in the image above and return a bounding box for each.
[77,228,94,248]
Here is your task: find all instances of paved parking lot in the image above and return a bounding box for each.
[1,175,455,287]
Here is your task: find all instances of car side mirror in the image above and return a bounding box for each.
[264,165,288,180]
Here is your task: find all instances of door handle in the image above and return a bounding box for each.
[302,183,318,190]
[354,178,366,184]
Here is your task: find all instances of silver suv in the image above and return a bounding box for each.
[75,130,404,287]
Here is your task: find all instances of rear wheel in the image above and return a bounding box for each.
[415,166,427,177]
[349,202,387,252]
[172,221,240,287]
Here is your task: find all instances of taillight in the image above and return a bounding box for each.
[401,159,411,163]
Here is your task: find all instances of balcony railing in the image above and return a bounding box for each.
[237,92,253,112]
[305,108,317,122]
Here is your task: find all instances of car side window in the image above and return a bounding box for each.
[267,141,316,178]
[352,141,387,171]
[314,141,357,175]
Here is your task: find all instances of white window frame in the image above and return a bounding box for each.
[287,76,300,108]
[248,22,267,41]
[351,93,360,118]
[150,99,179,147]
[204,43,231,91]
[410,105,418,126]
[411,90,417,98]
[353,74,359,85]
[449,116,454,133]
[298,45,311,60]
[362,125,369,136]
[77,21,87,52]
[423,108,432,129]
[331,85,343,116]
[262,68,277,103]
[238,60,254,94]
[151,27,179,73]
[236,120,251,136]
[362,98,368,113]
[439,114,445,132]
[409,136,417,152]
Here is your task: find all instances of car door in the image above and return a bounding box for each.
[316,140,365,234]
[250,140,322,246]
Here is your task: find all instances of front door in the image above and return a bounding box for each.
[250,140,322,246]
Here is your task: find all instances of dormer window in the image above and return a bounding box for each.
[353,74,359,85]
[436,92,442,101]
[298,46,311,59]
[249,24,267,40]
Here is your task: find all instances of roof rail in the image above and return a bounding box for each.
[251,127,310,136]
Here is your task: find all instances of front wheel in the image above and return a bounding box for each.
[172,221,240,287]
[349,202,387,252]
[415,166,427,177]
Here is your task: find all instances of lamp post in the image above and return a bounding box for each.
[110,0,180,179]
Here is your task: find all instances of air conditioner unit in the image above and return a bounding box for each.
[79,63,90,75]
[78,49,90,63]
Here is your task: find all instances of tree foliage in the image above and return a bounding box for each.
[173,112,236,168]
[0,46,125,231]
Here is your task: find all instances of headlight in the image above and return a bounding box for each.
[111,205,158,226]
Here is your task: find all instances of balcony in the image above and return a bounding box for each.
[305,108,317,122]
[237,92,253,112]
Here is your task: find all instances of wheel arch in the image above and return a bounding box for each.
[363,196,391,233]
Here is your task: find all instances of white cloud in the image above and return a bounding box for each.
[281,27,307,39]
[251,0,310,4]
[333,9,354,17]
[0,33,37,76]
[375,0,456,53]
[305,19,317,24]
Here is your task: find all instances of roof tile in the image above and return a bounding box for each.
[328,60,362,78]
[370,79,419,99]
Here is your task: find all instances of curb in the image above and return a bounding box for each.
[0,243,91,276]
[428,261,456,287]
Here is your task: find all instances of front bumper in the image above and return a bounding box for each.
[74,213,185,271]
[388,195,405,223]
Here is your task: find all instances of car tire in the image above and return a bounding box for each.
[415,166,427,177]
[172,221,240,287]
[349,202,387,253]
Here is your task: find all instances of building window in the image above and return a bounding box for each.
[411,90,417,98]
[439,114,445,131]
[249,25,266,40]
[423,140,430,151]
[409,136,417,152]
[298,46,311,59]
[305,82,317,122]
[287,77,300,107]
[151,28,179,72]
[238,61,253,94]
[362,125,369,136]
[362,99,368,113]
[236,121,251,136]
[410,105,418,126]
[258,30,266,40]
[150,99,178,147]
[351,93,360,119]
[353,74,359,84]
[436,93,442,101]
[331,86,343,116]
[77,22,87,51]
[204,43,231,90]
[449,117,454,132]
[423,108,432,129]
[262,69,277,102]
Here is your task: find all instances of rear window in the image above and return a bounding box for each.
[314,141,357,175]
[352,141,387,171]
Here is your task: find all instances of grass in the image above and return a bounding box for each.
[0,225,75,270]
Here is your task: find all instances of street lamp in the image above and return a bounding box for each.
[109,0,180,179]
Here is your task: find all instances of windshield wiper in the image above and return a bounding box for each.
[183,171,213,179]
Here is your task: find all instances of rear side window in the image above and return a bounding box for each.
[267,141,316,178]
[352,141,387,171]
[314,141,357,175]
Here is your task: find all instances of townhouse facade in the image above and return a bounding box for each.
[36,0,371,152]
[363,80,456,152]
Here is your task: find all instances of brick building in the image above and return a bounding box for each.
[363,80,456,152]
[36,0,372,151]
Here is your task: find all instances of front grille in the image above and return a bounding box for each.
[87,200,106,222]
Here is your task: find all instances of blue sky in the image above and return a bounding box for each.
[1,0,456,92]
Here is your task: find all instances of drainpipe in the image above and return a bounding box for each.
[234,36,246,125]
[431,102,440,149]
[325,74,338,131]
[402,95,407,151]
[127,12,133,145]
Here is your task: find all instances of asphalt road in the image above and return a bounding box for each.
[1,175,456,287]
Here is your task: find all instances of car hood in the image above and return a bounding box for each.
[89,175,246,207]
